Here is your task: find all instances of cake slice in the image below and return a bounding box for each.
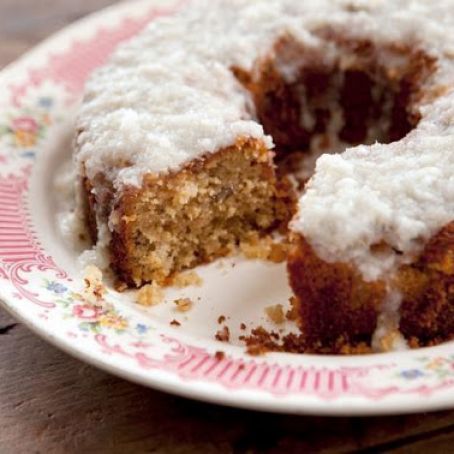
[81,137,293,287]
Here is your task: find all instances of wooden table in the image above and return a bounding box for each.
[1,1,454,452]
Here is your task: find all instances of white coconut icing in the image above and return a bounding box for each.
[77,0,454,183]
[76,0,454,283]
[372,290,409,352]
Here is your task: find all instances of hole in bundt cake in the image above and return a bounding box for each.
[238,34,435,183]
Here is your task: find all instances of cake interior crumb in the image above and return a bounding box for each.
[117,140,292,287]
[240,232,289,263]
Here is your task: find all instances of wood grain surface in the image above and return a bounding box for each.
[1,1,454,453]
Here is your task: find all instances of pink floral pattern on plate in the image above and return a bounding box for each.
[0,0,453,414]
[0,96,55,160]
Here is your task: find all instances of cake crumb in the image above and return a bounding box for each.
[265,304,285,324]
[82,265,105,304]
[240,323,247,330]
[171,271,203,288]
[240,233,288,263]
[243,326,284,356]
[170,319,181,327]
[136,282,164,307]
[174,298,193,312]
[215,326,230,342]
[217,315,226,324]
[215,351,225,360]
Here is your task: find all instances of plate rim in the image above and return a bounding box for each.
[0,0,453,416]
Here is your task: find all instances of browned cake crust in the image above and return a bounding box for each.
[287,234,384,353]
[81,176,99,244]
[287,222,454,353]
[398,222,454,347]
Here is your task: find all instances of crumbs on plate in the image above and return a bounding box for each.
[171,271,203,288]
[136,282,164,306]
[215,326,230,342]
[174,298,193,312]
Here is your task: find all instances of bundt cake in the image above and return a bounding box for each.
[75,0,454,353]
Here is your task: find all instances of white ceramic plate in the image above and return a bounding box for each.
[1,0,453,416]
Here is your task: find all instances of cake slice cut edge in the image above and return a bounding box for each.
[82,137,295,288]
